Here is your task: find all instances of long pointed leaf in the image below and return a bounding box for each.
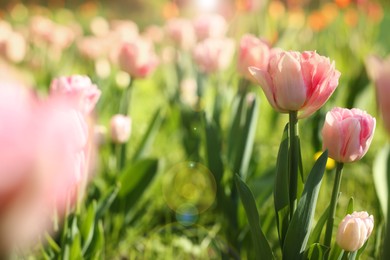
[132,108,164,161]
[202,113,224,185]
[283,150,328,259]
[237,94,259,180]
[307,205,330,245]
[235,175,274,260]
[274,124,290,247]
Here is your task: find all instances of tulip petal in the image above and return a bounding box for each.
[322,111,343,162]
[249,66,286,112]
[299,62,340,119]
[341,117,361,162]
[272,52,306,111]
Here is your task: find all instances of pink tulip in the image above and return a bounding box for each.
[336,211,374,252]
[193,14,227,41]
[193,37,235,74]
[249,51,341,118]
[166,18,196,50]
[366,55,390,135]
[110,114,132,144]
[118,38,159,78]
[50,75,101,115]
[0,81,97,251]
[322,107,376,163]
[237,34,270,81]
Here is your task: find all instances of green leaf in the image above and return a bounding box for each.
[227,93,246,167]
[132,108,164,161]
[283,150,328,260]
[83,220,105,259]
[303,243,329,260]
[236,94,259,180]
[274,124,290,247]
[235,174,275,260]
[202,113,224,185]
[45,232,61,254]
[307,205,330,245]
[81,201,96,255]
[69,232,82,260]
[117,158,159,212]
[95,185,120,220]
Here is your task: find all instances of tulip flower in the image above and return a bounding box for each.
[118,38,159,79]
[336,211,374,252]
[193,14,227,40]
[0,81,97,251]
[366,55,390,135]
[322,107,376,163]
[110,114,132,144]
[50,75,101,115]
[237,34,270,81]
[249,50,341,118]
[193,37,235,74]
[166,18,196,50]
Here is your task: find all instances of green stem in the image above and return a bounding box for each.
[324,162,344,259]
[119,79,134,116]
[288,111,298,219]
[118,80,134,170]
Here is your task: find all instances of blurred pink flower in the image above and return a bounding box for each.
[166,18,196,50]
[366,55,390,135]
[50,75,101,115]
[336,211,374,252]
[142,25,164,44]
[110,19,139,43]
[193,14,227,41]
[249,51,340,118]
[0,81,97,250]
[322,107,376,163]
[44,24,75,51]
[110,114,132,144]
[77,36,113,61]
[237,34,270,81]
[193,37,235,74]
[118,38,159,78]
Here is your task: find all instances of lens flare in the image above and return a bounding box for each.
[162,162,216,215]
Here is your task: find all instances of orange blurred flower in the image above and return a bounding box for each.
[308,11,327,32]
[365,2,383,23]
[334,0,352,9]
[268,1,285,20]
[163,2,179,20]
[344,8,358,27]
[321,3,339,25]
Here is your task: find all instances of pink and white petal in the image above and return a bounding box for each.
[249,66,285,112]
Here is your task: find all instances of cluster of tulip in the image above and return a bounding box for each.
[0,1,389,259]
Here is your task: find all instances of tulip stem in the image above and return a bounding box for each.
[324,162,344,258]
[289,111,299,219]
[118,80,134,170]
[119,79,134,116]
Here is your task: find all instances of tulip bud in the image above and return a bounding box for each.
[249,51,341,118]
[322,107,375,163]
[118,38,159,78]
[336,211,374,252]
[237,34,270,81]
[50,75,101,115]
[110,114,131,144]
[165,18,195,50]
[193,38,235,74]
[193,14,227,40]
